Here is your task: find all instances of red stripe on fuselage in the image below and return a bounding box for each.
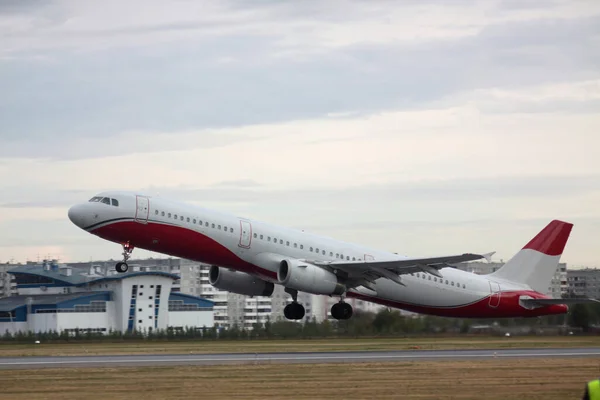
[90,220,277,280]
[347,291,568,318]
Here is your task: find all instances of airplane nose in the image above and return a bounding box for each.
[68,204,87,229]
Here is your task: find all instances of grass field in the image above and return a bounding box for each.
[1,358,598,399]
[1,336,599,357]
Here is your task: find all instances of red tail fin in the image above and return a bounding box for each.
[491,220,573,292]
[522,220,573,256]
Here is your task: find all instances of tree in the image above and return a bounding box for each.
[569,304,592,331]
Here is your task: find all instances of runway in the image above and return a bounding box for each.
[1,347,599,369]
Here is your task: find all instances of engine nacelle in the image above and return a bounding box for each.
[209,266,274,297]
[277,259,345,295]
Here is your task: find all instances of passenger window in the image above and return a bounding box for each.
[273,237,277,243]
[193,219,196,224]
[218,225,221,230]
[267,237,271,241]
[260,235,264,239]
[295,244,298,248]
[445,280,449,284]
[168,213,172,218]
[230,228,233,233]
[286,241,290,246]
[310,247,313,252]
[111,199,119,206]
[300,245,303,249]
[205,222,208,226]
[316,248,319,253]
[323,250,326,255]
[155,210,159,215]
[280,239,283,244]
[352,257,356,261]
[451,282,455,286]
[330,252,333,256]
[174,214,178,219]
[346,256,349,260]
[336,254,339,258]
[253,233,257,238]
[181,216,184,221]
[428,276,432,280]
[224,226,227,232]
[212,224,215,228]
[463,284,466,289]
[101,197,110,205]
[187,217,190,223]
[161,212,165,216]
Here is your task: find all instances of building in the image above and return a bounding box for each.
[67,258,182,292]
[0,263,18,298]
[0,262,214,335]
[454,261,567,298]
[567,268,600,298]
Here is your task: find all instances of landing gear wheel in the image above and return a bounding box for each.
[331,302,353,320]
[115,261,129,273]
[115,242,134,273]
[284,302,305,320]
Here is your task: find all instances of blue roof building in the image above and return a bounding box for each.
[0,263,214,335]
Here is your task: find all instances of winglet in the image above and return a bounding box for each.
[483,251,495,263]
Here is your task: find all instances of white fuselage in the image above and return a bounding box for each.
[67,191,565,318]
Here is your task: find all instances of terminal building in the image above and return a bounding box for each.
[0,260,214,335]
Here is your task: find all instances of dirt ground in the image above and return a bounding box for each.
[0,358,598,399]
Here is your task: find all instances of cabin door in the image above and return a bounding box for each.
[239,220,252,249]
[135,196,149,224]
[488,281,501,308]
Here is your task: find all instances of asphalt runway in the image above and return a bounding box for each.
[1,347,599,369]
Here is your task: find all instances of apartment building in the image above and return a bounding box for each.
[567,268,600,298]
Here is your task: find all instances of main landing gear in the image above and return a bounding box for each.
[330,300,353,320]
[115,242,133,273]
[284,288,305,320]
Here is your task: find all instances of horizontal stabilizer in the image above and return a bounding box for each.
[521,298,600,307]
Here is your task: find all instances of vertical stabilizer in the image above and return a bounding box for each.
[490,220,573,293]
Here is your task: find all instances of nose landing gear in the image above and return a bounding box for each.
[115,242,133,273]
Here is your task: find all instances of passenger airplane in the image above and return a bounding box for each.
[67,191,594,320]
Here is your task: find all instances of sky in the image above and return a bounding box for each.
[0,0,599,267]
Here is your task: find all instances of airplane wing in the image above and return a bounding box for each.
[311,251,495,289]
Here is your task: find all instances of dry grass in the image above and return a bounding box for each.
[0,336,599,357]
[1,358,599,400]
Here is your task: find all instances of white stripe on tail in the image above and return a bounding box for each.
[490,220,573,293]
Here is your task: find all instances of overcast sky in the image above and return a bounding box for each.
[1,0,599,267]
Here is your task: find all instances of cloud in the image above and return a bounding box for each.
[2,0,599,154]
[0,0,599,266]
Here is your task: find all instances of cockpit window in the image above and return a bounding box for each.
[101,197,111,205]
[89,197,102,202]
[111,199,119,207]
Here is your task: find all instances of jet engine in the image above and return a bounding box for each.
[209,266,275,297]
[277,259,345,295]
